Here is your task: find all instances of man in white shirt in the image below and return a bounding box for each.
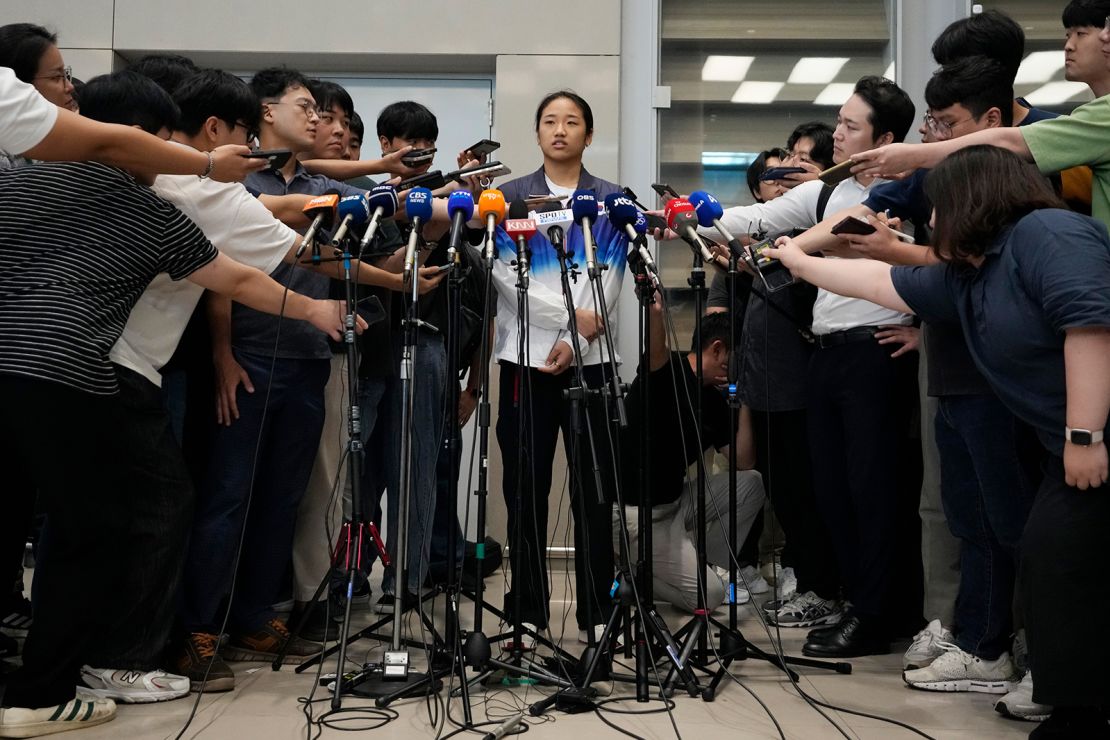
[696,77,922,658]
[85,69,383,699]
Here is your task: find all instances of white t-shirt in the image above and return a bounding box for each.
[0,67,58,155]
[705,177,913,335]
[109,146,297,386]
[544,174,575,206]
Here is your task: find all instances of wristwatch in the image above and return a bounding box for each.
[1065,427,1104,446]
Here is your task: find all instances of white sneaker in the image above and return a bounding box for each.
[769,591,842,628]
[79,666,190,704]
[0,696,115,737]
[775,567,798,601]
[903,642,1019,694]
[994,671,1051,722]
[713,567,752,605]
[903,619,954,670]
[738,565,770,595]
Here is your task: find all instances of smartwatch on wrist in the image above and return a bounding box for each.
[1065,427,1105,446]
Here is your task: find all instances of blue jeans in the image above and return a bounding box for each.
[379,332,447,595]
[934,394,1033,659]
[181,351,329,633]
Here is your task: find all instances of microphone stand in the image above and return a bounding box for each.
[271,229,379,710]
[456,224,575,691]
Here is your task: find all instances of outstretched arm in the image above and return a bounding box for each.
[25,107,266,182]
[763,237,914,315]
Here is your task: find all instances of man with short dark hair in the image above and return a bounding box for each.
[0,69,347,737]
[691,77,922,656]
[617,305,765,612]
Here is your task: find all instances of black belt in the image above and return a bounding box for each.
[814,327,878,349]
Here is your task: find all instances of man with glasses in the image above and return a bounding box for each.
[178,68,369,687]
[852,7,1110,227]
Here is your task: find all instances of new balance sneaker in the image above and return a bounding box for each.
[769,591,842,628]
[903,643,1019,693]
[79,666,189,704]
[223,618,322,664]
[903,619,954,670]
[0,696,115,737]
[173,632,235,692]
[0,595,31,637]
[995,671,1052,722]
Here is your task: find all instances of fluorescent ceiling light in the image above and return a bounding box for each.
[883,61,895,81]
[1015,50,1065,85]
[731,81,784,104]
[702,55,755,82]
[788,57,850,84]
[1022,81,1090,105]
[702,152,758,167]
[813,82,856,106]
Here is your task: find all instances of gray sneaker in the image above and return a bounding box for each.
[769,591,842,628]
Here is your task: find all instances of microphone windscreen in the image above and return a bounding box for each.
[447,190,475,221]
[367,184,398,217]
[571,189,598,222]
[507,199,530,220]
[664,197,695,230]
[478,189,506,223]
[688,190,724,228]
[336,194,370,224]
[405,187,434,221]
[633,211,648,234]
[603,193,639,229]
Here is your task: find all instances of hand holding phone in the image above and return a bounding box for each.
[243,149,292,169]
[401,147,437,167]
[759,166,807,182]
[464,139,499,159]
[818,159,857,186]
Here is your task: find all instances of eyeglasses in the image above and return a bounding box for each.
[923,113,974,141]
[266,99,319,118]
[34,65,72,84]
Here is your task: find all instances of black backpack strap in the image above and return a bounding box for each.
[815,182,836,222]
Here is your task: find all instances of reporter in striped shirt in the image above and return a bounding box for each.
[0,71,358,735]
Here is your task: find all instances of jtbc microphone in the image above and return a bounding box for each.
[689,190,745,259]
[665,197,717,264]
[330,193,370,249]
[604,193,661,288]
[402,187,434,280]
[571,189,599,274]
[298,189,340,257]
[477,188,506,260]
[447,190,475,252]
[358,184,399,253]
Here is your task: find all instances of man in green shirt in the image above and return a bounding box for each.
[852,9,1110,227]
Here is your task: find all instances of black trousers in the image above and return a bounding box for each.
[95,366,193,668]
[806,340,918,621]
[496,362,615,630]
[1022,454,1109,707]
[0,377,129,709]
[751,408,840,599]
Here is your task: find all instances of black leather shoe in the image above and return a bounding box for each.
[806,622,843,642]
[802,615,889,658]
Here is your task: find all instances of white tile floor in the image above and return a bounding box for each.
[27,568,1034,740]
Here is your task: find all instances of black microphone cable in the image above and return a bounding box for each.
[173,258,298,740]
